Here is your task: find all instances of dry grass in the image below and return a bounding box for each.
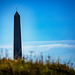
[0,56,75,75]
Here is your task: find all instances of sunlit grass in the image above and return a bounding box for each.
[0,54,75,75]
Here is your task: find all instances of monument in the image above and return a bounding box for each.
[13,11,22,59]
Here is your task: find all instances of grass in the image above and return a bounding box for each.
[0,56,75,75]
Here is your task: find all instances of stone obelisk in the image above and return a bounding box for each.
[13,11,22,60]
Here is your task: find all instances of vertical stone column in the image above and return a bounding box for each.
[13,12,22,60]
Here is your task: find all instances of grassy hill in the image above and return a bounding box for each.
[0,57,75,75]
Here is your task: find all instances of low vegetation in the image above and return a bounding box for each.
[0,56,75,75]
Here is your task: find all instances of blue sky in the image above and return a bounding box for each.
[0,0,75,44]
[0,0,75,68]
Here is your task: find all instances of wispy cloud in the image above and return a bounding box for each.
[23,44,75,52]
[0,40,75,51]
[0,45,12,49]
[38,44,75,48]
[23,40,75,52]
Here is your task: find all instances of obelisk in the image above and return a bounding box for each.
[13,11,22,60]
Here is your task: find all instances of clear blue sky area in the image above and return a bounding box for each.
[0,0,75,45]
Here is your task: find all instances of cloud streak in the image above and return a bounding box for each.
[23,44,75,52]
[0,40,75,51]
[0,45,12,49]
[23,40,75,51]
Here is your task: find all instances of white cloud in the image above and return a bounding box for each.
[22,44,75,52]
[22,40,75,52]
[0,40,75,51]
[0,45,12,49]
[38,44,75,48]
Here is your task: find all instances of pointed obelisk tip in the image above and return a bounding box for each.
[14,7,20,16]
